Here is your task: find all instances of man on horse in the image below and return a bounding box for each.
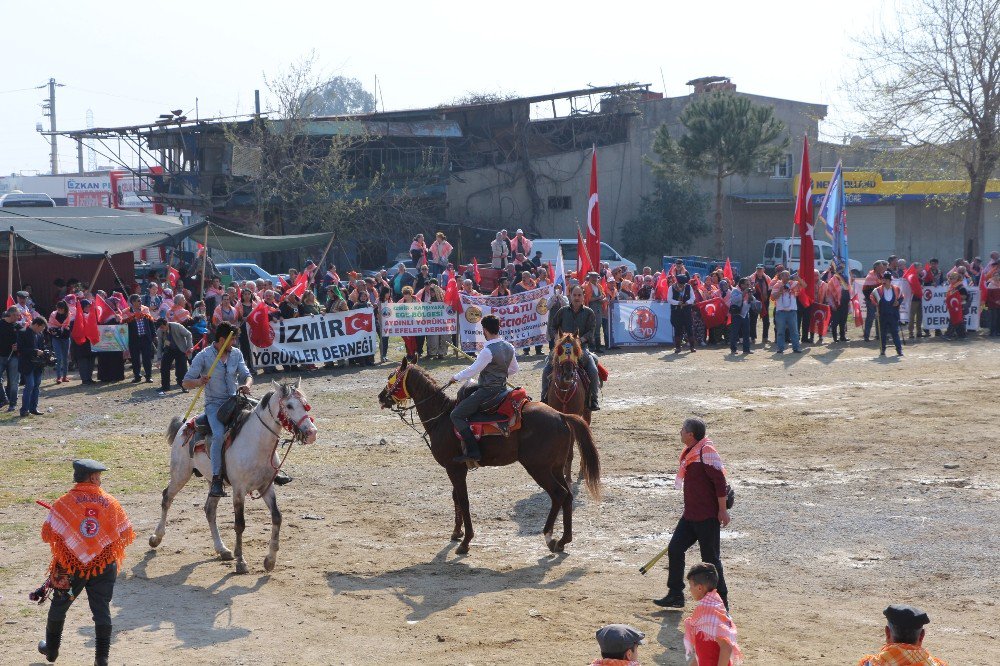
[449,314,518,463]
[182,322,253,498]
[541,284,600,411]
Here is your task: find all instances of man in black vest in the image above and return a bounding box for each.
[668,275,697,353]
[449,315,518,463]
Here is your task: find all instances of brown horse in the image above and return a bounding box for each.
[545,333,592,425]
[378,357,600,554]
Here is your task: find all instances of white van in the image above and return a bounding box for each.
[763,237,862,277]
[531,239,637,274]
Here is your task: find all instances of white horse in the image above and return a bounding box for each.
[149,379,318,574]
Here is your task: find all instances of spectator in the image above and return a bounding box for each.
[637,275,654,300]
[863,261,888,341]
[750,265,771,343]
[584,272,606,353]
[490,232,507,269]
[728,277,755,355]
[591,624,644,666]
[409,233,427,265]
[546,283,568,351]
[47,301,72,384]
[350,288,376,366]
[429,231,453,276]
[299,290,321,317]
[943,272,969,341]
[124,294,155,383]
[212,292,242,327]
[827,269,852,343]
[398,286,419,361]
[167,294,190,324]
[770,270,802,354]
[683,563,743,666]
[669,274,697,354]
[0,307,21,409]
[871,271,904,356]
[857,605,946,666]
[654,417,731,610]
[391,263,414,300]
[156,317,193,395]
[73,300,96,385]
[414,264,431,294]
[491,276,512,296]
[510,228,532,258]
[377,288,393,363]
[17,316,47,417]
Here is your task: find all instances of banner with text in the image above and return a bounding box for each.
[610,301,674,346]
[379,301,458,336]
[93,324,129,352]
[921,285,981,331]
[458,285,553,352]
[852,278,913,323]
[251,311,378,367]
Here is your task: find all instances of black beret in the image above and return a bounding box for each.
[73,459,108,475]
[884,604,930,630]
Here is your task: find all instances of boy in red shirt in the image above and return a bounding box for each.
[683,563,743,665]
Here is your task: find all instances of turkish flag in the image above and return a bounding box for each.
[576,227,592,276]
[344,312,373,334]
[5,295,12,309]
[246,300,274,348]
[794,135,815,307]
[654,271,669,301]
[472,258,482,285]
[278,275,289,289]
[93,294,114,324]
[167,266,180,288]
[946,292,965,325]
[697,297,728,329]
[282,272,309,301]
[443,269,463,313]
[986,287,1000,310]
[586,147,601,270]
[809,304,832,336]
[851,294,863,327]
[86,303,100,344]
[723,258,734,283]
[903,263,922,298]
[71,302,89,345]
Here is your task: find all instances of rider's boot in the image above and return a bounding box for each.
[590,386,600,411]
[452,428,482,463]
[209,475,228,497]
[274,470,293,485]
[37,619,64,662]
[93,624,111,666]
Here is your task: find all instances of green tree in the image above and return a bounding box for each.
[622,179,710,267]
[659,93,787,257]
[301,75,377,116]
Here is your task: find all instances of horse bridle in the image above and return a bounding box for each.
[384,366,451,448]
[255,388,315,443]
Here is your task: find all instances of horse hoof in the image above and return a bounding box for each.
[456,544,470,555]
[450,532,463,542]
[148,534,162,548]
[263,556,276,572]
[555,543,566,553]
[235,561,249,575]
[546,539,558,553]
[218,549,234,561]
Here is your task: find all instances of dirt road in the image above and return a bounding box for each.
[1,336,996,664]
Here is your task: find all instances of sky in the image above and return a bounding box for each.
[0,0,888,176]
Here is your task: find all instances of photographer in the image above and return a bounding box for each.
[770,270,802,354]
[17,317,49,417]
[0,306,20,410]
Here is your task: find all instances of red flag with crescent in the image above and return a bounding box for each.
[246,300,274,348]
[809,304,831,336]
[472,258,482,285]
[696,297,727,329]
[946,291,964,325]
[586,147,601,270]
[344,312,373,334]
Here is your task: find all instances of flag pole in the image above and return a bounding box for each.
[183,331,235,421]
[7,228,14,300]
[88,256,107,294]
[199,223,210,301]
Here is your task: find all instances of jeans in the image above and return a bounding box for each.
[51,337,70,378]
[729,315,750,352]
[908,299,923,337]
[0,355,18,406]
[380,336,390,360]
[774,309,800,352]
[880,316,903,353]
[666,517,728,605]
[864,297,879,339]
[21,367,41,414]
[205,401,225,476]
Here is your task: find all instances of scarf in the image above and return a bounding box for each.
[41,483,135,579]
[675,438,725,490]
[683,590,744,665]
[857,642,947,666]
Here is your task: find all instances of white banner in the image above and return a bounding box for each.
[458,285,553,352]
[379,301,457,336]
[250,311,378,367]
[921,285,981,331]
[852,278,913,323]
[610,301,674,346]
[92,324,129,352]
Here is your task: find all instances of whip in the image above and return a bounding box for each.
[183,331,235,421]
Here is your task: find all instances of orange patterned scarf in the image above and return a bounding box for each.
[857,643,947,666]
[684,590,744,665]
[41,483,134,579]
[675,438,725,490]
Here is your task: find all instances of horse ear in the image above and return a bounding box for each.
[401,356,409,370]
[271,380,281,392]
[294,377,301,389]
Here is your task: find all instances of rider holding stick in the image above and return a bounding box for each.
[182,322,252,498]
[449,315,518,463]
[541,284,600,411]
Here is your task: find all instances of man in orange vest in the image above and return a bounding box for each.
[36,459,134,665]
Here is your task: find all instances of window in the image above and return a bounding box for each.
[789,244,800,261]
[771,154,793,179]
[821,245,833,261]
[772,243,783,260]
[599,243,618,260]
[764,242,775,260]
[547,196,572,210]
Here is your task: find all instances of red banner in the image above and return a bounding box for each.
[946,291,964,325]
[697,297,728,329]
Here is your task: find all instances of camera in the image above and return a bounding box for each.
[40,350,57,367]
[783,283,791,290]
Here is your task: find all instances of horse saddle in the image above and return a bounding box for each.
[454,387,531,440]
[183,394,256,461]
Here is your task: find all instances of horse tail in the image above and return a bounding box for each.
[167,415,184,445]
[564,414,601,500]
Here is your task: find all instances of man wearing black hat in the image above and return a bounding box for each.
[591,624,645,665]
[857,604,947,665]
[668,274,697,353]
[36,459,134,666]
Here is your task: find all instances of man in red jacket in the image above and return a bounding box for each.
[654,417,731,611]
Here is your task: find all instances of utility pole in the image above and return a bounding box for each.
[40,78,64,175]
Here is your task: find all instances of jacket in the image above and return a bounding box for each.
[16,328,43,373]
[156,321,193,358]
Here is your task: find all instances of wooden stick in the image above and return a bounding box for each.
[313,233,336,282]
[6,228,13,301]
[199,223,210,300]
[183,331,235,421]
[639,543,670,575]
[88,257,106,293]
[444,340,515,388]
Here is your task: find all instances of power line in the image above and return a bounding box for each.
[62,84,172,108]
[0,86,40,95]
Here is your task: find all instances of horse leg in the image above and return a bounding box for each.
[149,445,193,548]
[563,444,574,489]
[450,490,463,542]
[447,466,474,554]
[556,469,574,552]
[233,494,248,574]
[204,495,233,561]
[525,467,568,553]
[260,486,282,572]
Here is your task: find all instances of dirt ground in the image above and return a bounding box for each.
[0,334,997,665]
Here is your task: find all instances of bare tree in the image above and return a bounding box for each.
[852,0,1000,258]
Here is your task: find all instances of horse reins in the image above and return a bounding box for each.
[385,367,452,449]
[549,361,580,408]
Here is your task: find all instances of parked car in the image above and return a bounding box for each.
[530,239,637,274]
[215,262,281,285]
[763,237,862,277]
[0,192,56,207]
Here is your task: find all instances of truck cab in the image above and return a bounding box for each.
[763,237,862,277]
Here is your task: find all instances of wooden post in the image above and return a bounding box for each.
[199,223,210,299]
[88,256,107,293]
[6,228,14,301]
[312,233,336,287]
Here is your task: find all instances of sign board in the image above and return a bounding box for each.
[609,301,674,346]
[458,285,553,352]
[250,311,378,367]
[380,302,458,336]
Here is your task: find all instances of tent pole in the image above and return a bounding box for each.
[199,224,209,299]
[313,233,336,286]
[7,228,14,300]
[89,257,106,293]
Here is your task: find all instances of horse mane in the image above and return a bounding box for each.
[406,363,456,408]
